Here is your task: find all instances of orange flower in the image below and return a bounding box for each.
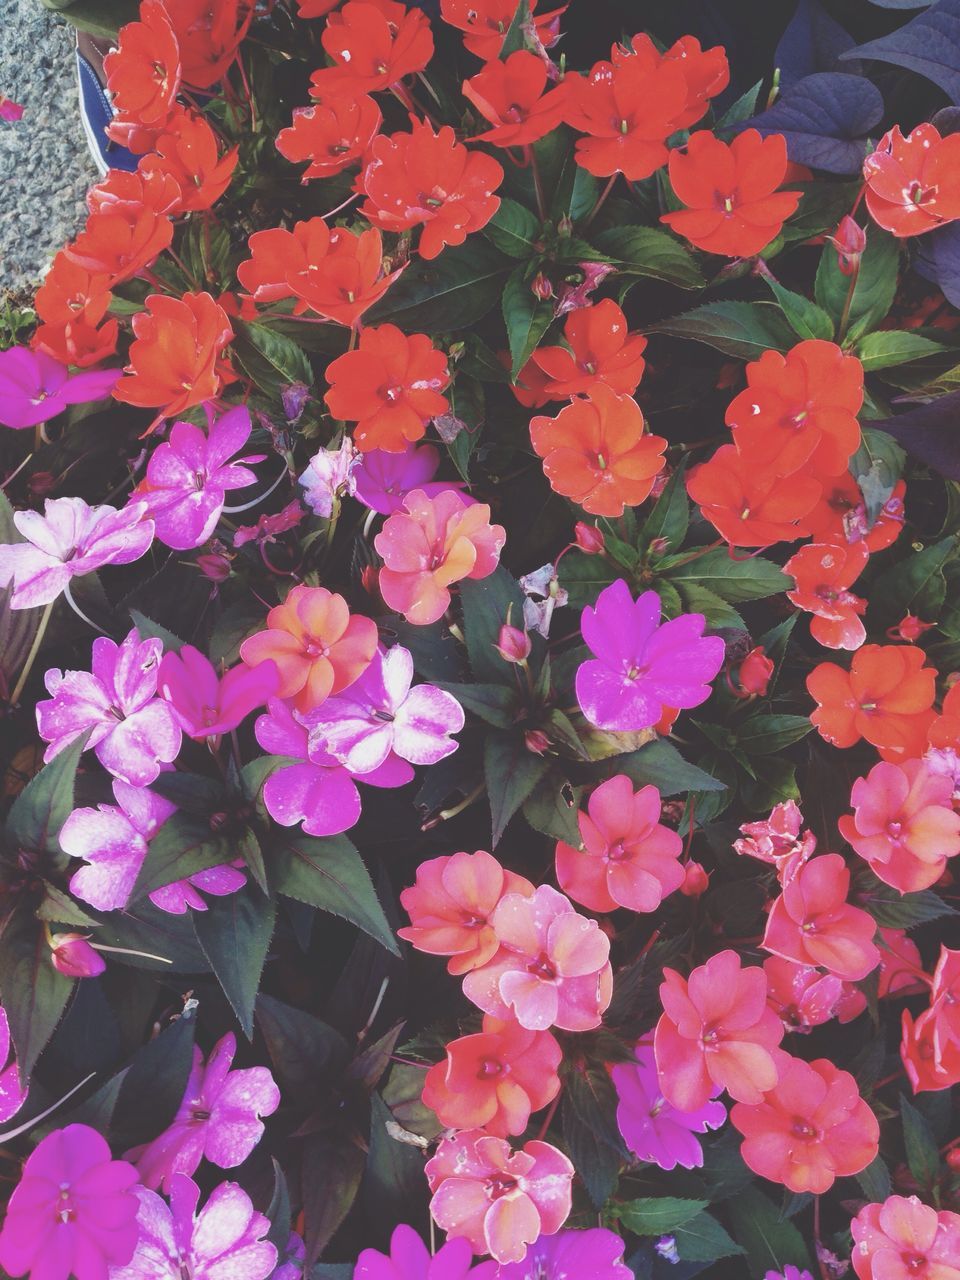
[531,299,647,398]
[662,130,801,258]
[806,644,938,759]
[237,219,324,307]
[65,170,180,285]
[139,112,238,213]
[785,541,869,651]
[928,681,960,750]
[686,444,821,547]
[530,385,666,518]
[441,0,565,62]
[462,50,569,148]
[864,124,960,238]
[360,121,503,261]
[613,35,729,131]
[103,0,181,127]
[32,316,119,370]
[112,291,234,419]
[240,585,378,712]
[324,325,450,453]
[33,253,118,366]
[806,474,906,553]
[725,340,863,479]
[309,0,433,95]
[506,352,553,408]
[276,94,382,183]
[163,0,253,88]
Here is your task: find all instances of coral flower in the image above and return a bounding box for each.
[113,291,234,420]
[65,169,180,285]
[441,0,565,61]
[929,680,960,751]
[838,758,960,893]
[276,94,382,183]
[763,957,846,1033]
[240,584,378,713]
[531,300,648,399]
[785,541,869,651]
[735,799,817,879]
[612,1044,726,1171]
[425,1129,573,1265]
[422,1015,562,1137]
[731,1056,879,1194]
[762,853,880,981]
[33,252,119,368]
[140,111,239,214]
[725,340,864,479]
[662,130,802,258]
[463,51,569,148]
[356,1225,497,1280]
[529,385,666,517]
[360,122,504,260]
[310,0,434,95]
[807,475,906,554]
[324,324,450,453]
[375,488,506,626]
[159,645,278,739]
[929,946,960,1061]
[654,950,785,1111]
[864,124,960,238]
[850,1196,960,1280]
[163,0,253,88]
[555,774,684,913]
[686,444,821,547]
[807,645,937,759]
[103,0,181,127]
[901,1007,960,1093]
[462,883,613,1032]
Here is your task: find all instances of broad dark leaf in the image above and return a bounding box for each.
[194,887,277,1038]
[844,0,960,103]
[775,0,860,88]
[741,73,882,173]
[6,732,89,858]
[483,730,552,846]
[872,388,960,479]
[0,905,75,1084]
[256,993,351,1099]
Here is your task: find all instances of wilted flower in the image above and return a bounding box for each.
[299,437,360,518]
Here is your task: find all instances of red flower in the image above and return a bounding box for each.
[163,0,253,88]
[65,170,180,285]
[785,541,869,651]
[620,35,729,131]
[662,130,802,258]
[735,646,774,697]
[763,853,880,981]
[360,121,503,260]
[113,291,234,419]
[686,444,820,547]
[324,324,450,453]
[806,474,906,553]
[103,0,181,127]
[531,299,647,398]
[864,124,960,238]
[806,645,938,759]
[139,111,238,213]
[309,0,433,95]
[901,1007,960,1093]
[462,50,569,148]
[33,253,118,366]
[276,95,382,183]
[32,316,119,370]
[294,0,339,17]
[507,352,554,408]
[440,0,565,62]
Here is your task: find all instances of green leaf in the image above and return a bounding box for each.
[735,713,813,756]
[815,226,899,341]
[562,1066,624,1209]
[256,994,350,1099]
[302,1135,366,1265]
[851,427,906,524]
[855,870,955,928]
[366,240,510,332]
[856,330,948,371]
[6,732,89,857]
[483,196,542,258]
[666,549,790,602]
[234,321,314,391]
[592,226,704,289]
[639,460,689,554]
[499,0,532,57]
[868,535,958,629]
[673,1211,744,1263]
[764,278,834,341]
[460,567,528,684]
[503,264,555,375]
[522,772,582,844]
[483,730,552,846]
[132,813,232,901]
[0,906,74,1084]
[674,582,745,630]
[858,1154,893,1203]
[602,739,726,794]
[650,301,795,358]
[363,1092,425,1231]
[37,883,100,929]
[194,887,277,1038]
[436,682,520,728]
[901,1094,940,1192]
[725,1187,812,1277]
[128,609,184,652]
[111,1012,196,1149]
[382,1062,445,1141]
[617,1198,708,1235]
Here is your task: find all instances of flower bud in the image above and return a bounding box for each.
[680,860,709,897]
[495,623,531,664]
[574,521,604,554]
[736,646,774,697]
[524,728,550,755]
[888,613,935,643]
[830,215,866,276]
[50,933,106,979]
[531,272,554,301]
[947,1147,960,1173]
[196,552,232,584]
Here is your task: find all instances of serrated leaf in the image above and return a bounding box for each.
[901,1094,940,1191]
[194,887,276,1038]
[765,278,834,340]
[234,321,314,391]
[617,1198,709,1235]
[725,1187,812,1276]
[435,682,520,728]
[128,609,184,652]
[483,196,542,258]
[131,812,232,901]
[735,713,813,755]
[673,1211,744,1262]
[651,302,796,358]
[857,1153,893,1202]
[256,993,350,1099]
[851,426,907,523]
[0,905,74,1084]
[674,582,745,630]
[815,225,899,341]
[6,731,90,857]
[460,567,528,684]
[640,460,689,554]
[522,772,582,844]
[600,739,727,794]
[366,240,510,332]
[503,264,555,375]
[666,549,790,602]
[855,870,956,927]
[592,226,704,289]
[856,330,948,370]
[483,730,552,846]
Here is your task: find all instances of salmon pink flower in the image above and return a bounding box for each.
[162,0,253,88]
[463,51,569,147]
[324,324,450,453]
[422,1015,562,1138]
[356,1225,497,1280]
[159,646,278,740]
[353,443,466,514]
[360,121,504,261]
[877,928,926,999]
[240,584,378,713]
[763,957,845,1032]
[612,1044,725,1171]
[441,0,565,61]
[425,1130,573,1265]
[103,0,181,126]
[864,124,960,238]
[662,130,802,258]
[531,300,647,399]
[555,774,684,913]
[686,444,821,546]
[901,1006,960,1093]
[785,541,869,651]
[462,883,613,1032]
[310,0,434,95]
[398,849,534,976]
[731,1056,879,1194]
[376,488,506,626]
[575,579,725,733]
[654,949,785,1111]
[65,169,180,285]
[838,758,960,893]
[807,645,938,759]
[276,94,382,183]
[0,346,120,430]
[850,1196,960,1279]
[929,946,960,1060]
[139,111,239,214]
[762,853,880,981]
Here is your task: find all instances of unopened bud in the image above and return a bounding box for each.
[680,861,709,897]
[888,613,935,643]
[531,272,554,301]
[574,521,604,554]
[524,729,550,755]
[495,623,531,664]
[736,646,774,697]
[947,1147,960,1172]
[196,552,231,584]
[557,215,573,238]
[829,215,866,276]
[50,933,106,978]
[27,471,57,499]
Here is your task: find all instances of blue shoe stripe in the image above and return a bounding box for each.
[76,50,139,174]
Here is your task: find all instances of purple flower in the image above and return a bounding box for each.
[59,779,176,912]
[0,1006,26,1124]
[305,645,464,775]
[353,443,467,516]
[764,1270,814,1280]
[158,644,279,739]
[300,437,359,518]
[112,1173,278,1280]
[0,496,154,608]
[494,1229,632,1280]
[611,1044,726,1171]
[273,1231,306,1280]
[37,629,182,786]
[0,346,119,430]
[355,1224,497,1280]
[50,931,106,977]
[126,1032,280,1193]
[575,579,725,732]
[149,862,247,914]
[136,405,263,551]
[0,1123,140,1280]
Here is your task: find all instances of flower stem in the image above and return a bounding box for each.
[582,174,617,230]
[837,259,861,344]
[63,583,109,636]
[10,598,55,707]
[0,1072,97,1144]
[528,145,547,221]
[536,1090,562,1141]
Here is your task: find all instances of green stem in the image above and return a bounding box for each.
[10,598,54,706]
[837,260,861,344]
[582,174,617,230]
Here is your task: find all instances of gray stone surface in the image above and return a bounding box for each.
[0,0,99,291]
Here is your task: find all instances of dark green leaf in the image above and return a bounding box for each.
[858,1154,893,1203]
[901,1094,940,1192]
[815,226,899,341]
[302,1134,366,1265]
[855,870,955,928]
[362,1093,425,1237]
[562,1066,624,1209]
[666,549,790,602]
[724,1187,812,1276]
[856,330,948,371]
[503,264,555,375]
[366,241,510,332]
[234,321,314,391]
[868,536,958,629]
[592,226,704,289]
[483,730,552,845]
[483,196,542,258]
[132,813,232,901]
[650,302,795,358]
[0,906,74,1083]
[256,993,350,1098]
[617,1198,708,1236]
[437,682,520,728]
[673,1211,744,1263]
[460,567,528,684]
[522,772,582,844]
[674,582,745,630]
[6,732,89,857]
[194,887,276,1038]
[640,460,689,554]
[765,278,835,341]
[851,427,907,524]
[111,1012,196,1148]
[735,713,813,755]
[603,740,727,795]
[37,883,100,928]
[128,609,184,651]
[499,0,532,57]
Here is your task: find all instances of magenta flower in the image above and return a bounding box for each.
[356,1224,497,1280]
[59,779,176,912]
[495,1229,632,1280]
[0,96,24,124]
[136,405,263,551]
[305,645,465,775]
[37,629,182,786]
[299,437,359,518]
[149,862,248,914]
[0,1124,139,1279]
[353,443,468,515]
[765,1270,814,1280]
[273,1231,306,1280]
[0,1006,26,1123]
[611,1044,726,1171]
[158,645,279,739]
[126,1032,280,1193]
[50,931,106,978]
[0,496,154,608]
[233,499,305,548]
[112,1174,278,1280]
[575,579,725,732]
[0,346,119,430]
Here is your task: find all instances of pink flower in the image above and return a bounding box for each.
[494,1229,632,1280]
[233,500,305,549]
[355,1224,497,1280]
[299,437,359,518]
[0,96,24,123]
[462,884,613,1032]
[353,443,468,515]
[0,496,154,608]
[0,1006,25,1123]
[763,957,845,1033]
[304,645,464,773]
[50,932,106,977]
[0,1124,140,1280]
[555,775,684,913]
[929,945,960,1063]
[734,800,817,881]
[158,645,279,739]
[126,1032,280,1193]
[0,346,119,429]
[149,862,248,915]
[425,1130,574,1265]
[112,1173,278,1280]
[575,579,724,732]
[135,404,263,550]
[37,629,182,786]
[59,779,176,911]
[850,1195,960,1280]
[612,1044,725,1170]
